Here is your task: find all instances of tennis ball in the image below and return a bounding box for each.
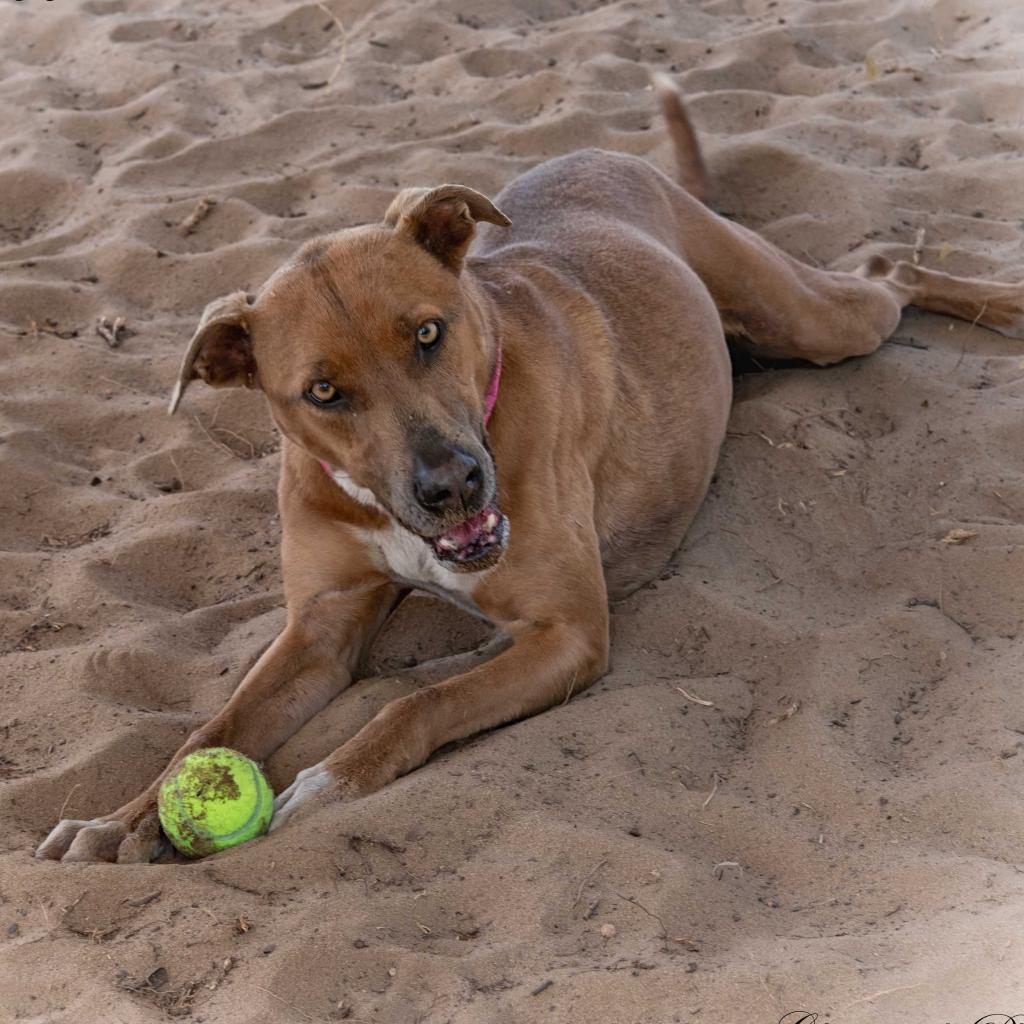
[157,748,274,858]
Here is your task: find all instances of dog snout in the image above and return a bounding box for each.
[412,441,483,514]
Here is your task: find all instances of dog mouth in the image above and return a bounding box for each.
[428,504,508,570]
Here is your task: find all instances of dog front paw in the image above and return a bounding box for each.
[268,763,335,833]
[35,802,164,864]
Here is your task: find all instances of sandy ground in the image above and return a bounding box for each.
[2,0,1024,1021]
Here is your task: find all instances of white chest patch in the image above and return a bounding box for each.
[324,463,490,619]
[328,467,385,513]
[354,519,489,620]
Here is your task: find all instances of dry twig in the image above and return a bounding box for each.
[842,982,925,1011]
[940,528,977,545]
[573,860,607,907]
[95,316,126,348]
[179,197,215,236]
[912,227,926,265]
[316,2,349,86]
[675,686,714,707]
[613,891,668,940]
[701,772,721,810]
[57,783,82,820]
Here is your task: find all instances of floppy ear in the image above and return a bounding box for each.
[168,291,255,414]
[384,184,511,272]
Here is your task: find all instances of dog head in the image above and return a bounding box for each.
[171,184,511,572]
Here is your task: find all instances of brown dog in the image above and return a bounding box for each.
[37,80,1024,862]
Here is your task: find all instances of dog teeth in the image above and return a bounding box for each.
[484,512,498,531]
[436,537,458,551]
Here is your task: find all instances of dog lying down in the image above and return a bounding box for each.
[37,78,1024,862]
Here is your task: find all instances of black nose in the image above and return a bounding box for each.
[413,442,483,513]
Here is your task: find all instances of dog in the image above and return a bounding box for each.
[37,78,1024,862]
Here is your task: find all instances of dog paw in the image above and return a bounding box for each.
[269,764,334,833]
[35,803,164,864]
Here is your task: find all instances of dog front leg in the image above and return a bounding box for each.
[35,582,400,863]
[270,617,609,828]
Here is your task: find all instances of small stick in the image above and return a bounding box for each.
[59,892,86,918]
[121,891,161,909]
[95,316,126,348]
[912,227,926,265]
[613,891,668,940]
[842,981,925,1011]
[193,415,240,460]
[949,298,990,377]
[252,985,331,1022]
[530,980,554,997]
[179,197,216,236]
[966,298,989,337]
[887,335,929,351]
[169,453,186,492]
[562,669,577,705]
[766,701,801,726]
[799,247,823,268]
[58,783,82,821]
[212,426,256,460]
[675,686,714,707]
[713,860,741,879]
[701,772,721,810]
[573,859,607,907]
[315,2,349,86]
[98,376,150,397]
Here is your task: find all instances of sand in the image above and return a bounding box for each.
[2,0,1024,1021]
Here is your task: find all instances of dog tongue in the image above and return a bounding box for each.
[441,509,489,547]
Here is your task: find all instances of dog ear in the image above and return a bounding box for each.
[169,291,256,414]
[384,184,511,272]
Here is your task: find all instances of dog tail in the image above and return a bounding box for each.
[651,73,709,205]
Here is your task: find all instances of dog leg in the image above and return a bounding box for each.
[36,581,400,863]
[673,200,1024,364]
[656,80,1023,359]
[270,616,608,827]
[855,255,1024,340]
[671,204,898,364]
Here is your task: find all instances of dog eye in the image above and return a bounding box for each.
[415,319,445,351]
[306,380,341,406]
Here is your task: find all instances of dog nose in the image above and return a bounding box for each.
[413,443,482,513]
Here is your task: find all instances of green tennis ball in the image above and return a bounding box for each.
[157,748,274,858]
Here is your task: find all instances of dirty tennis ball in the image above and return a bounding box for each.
[157,748,273,858]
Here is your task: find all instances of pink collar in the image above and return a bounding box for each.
[483,341,502,427]
[319,342,502,478]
